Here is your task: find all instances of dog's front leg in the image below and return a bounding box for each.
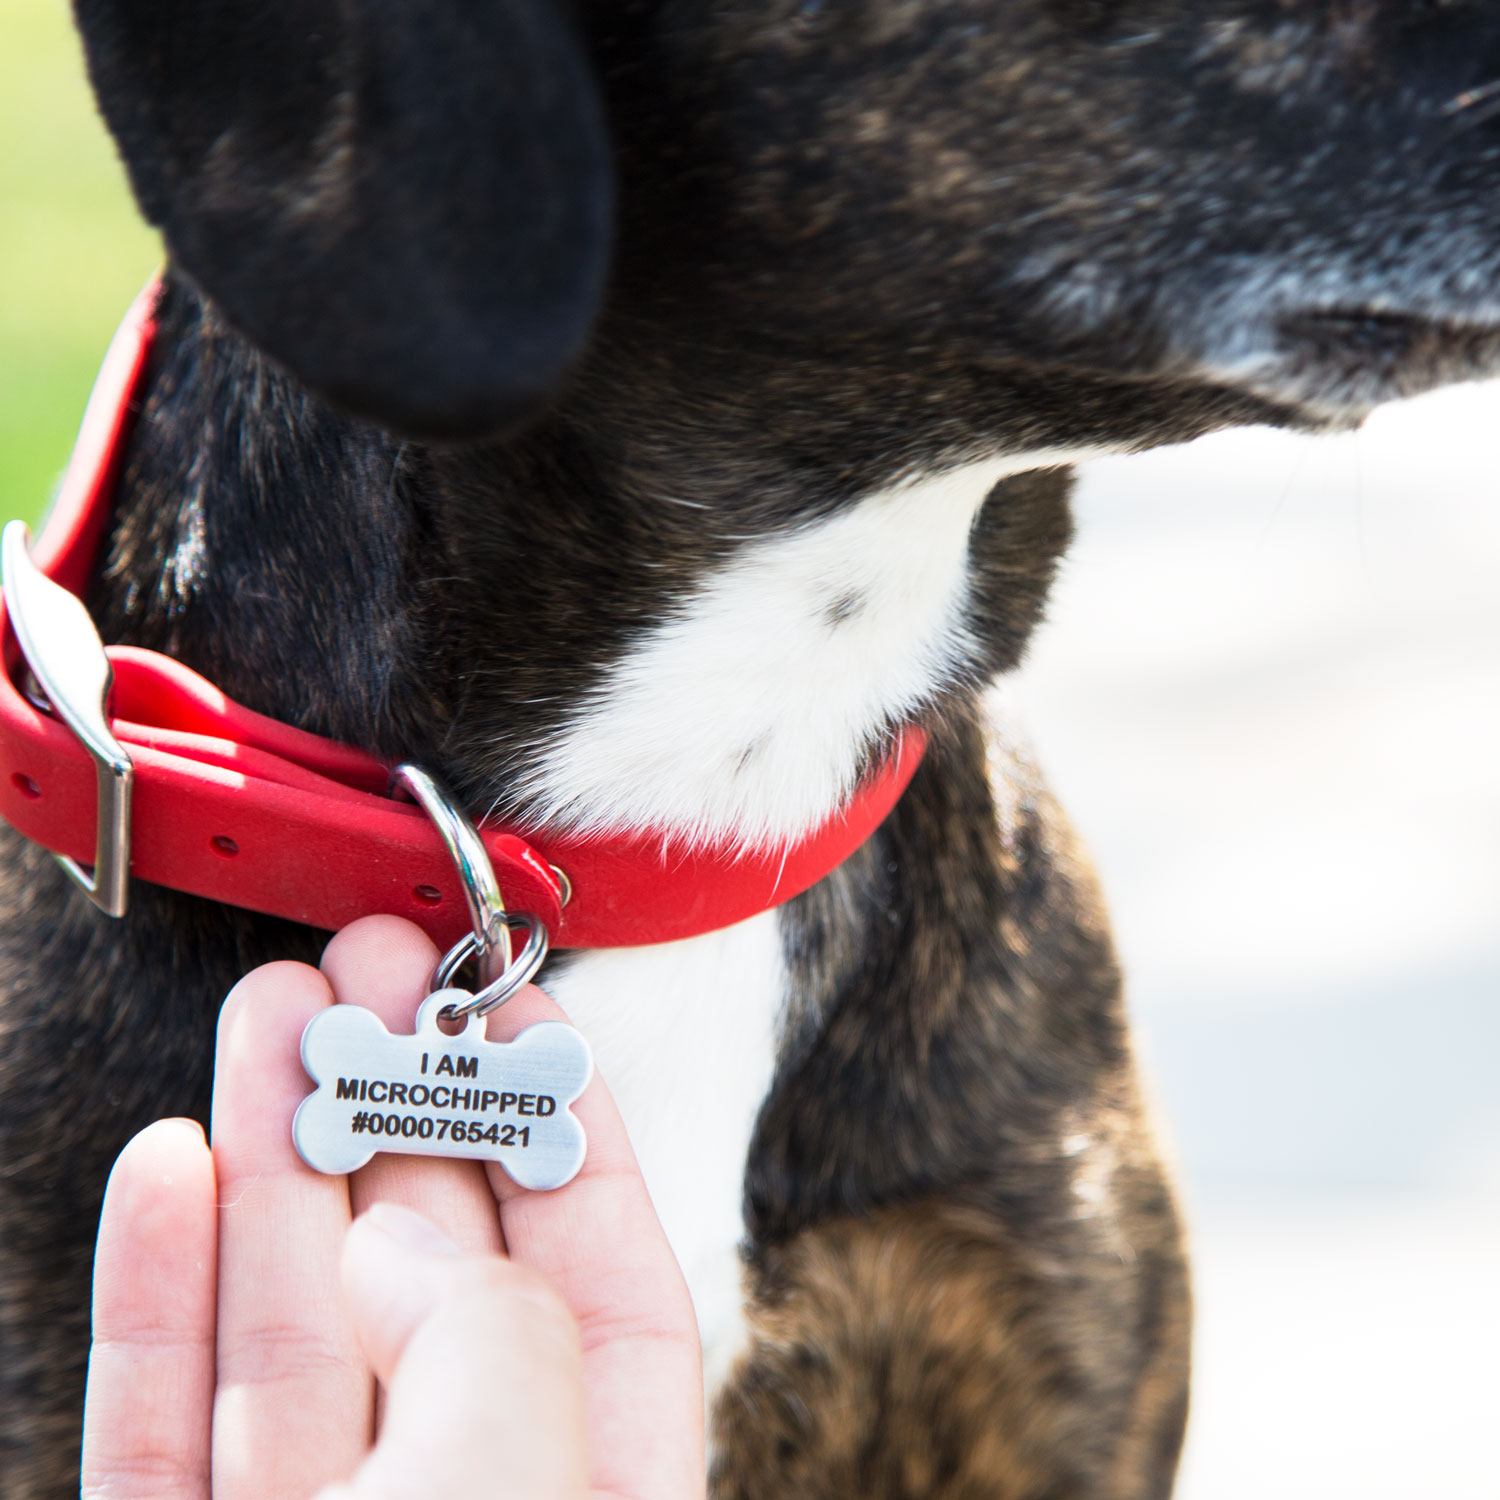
[711,711,1191,1500]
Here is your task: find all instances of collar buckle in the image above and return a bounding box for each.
[1,520,133,916]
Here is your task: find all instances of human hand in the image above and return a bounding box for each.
[80,916,705,1500]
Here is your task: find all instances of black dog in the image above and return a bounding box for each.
[6,1,1500,1495]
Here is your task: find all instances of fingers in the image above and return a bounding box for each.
[212,961,372,1500]
[95,919,697,1500]
[322,918,503,1258]
[486,985,706,1500]
[82,1119,217,1500]
[321,1205,588,1500]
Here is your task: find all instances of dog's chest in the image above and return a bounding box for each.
[520,450,1082,1363]
[540,911,786,1370]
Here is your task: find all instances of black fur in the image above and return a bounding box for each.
[8,0,1500,1493]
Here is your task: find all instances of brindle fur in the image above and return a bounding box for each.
[716,713,1189,1499]
[9,0,1500,1493]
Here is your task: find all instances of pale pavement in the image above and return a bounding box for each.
[1012,382,1500,1499]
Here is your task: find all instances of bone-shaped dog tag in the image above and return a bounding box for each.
[293,991,593,1190]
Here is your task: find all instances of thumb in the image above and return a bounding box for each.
[323,1203,589,1500]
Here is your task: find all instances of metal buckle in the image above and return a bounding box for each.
[1,520,133,916]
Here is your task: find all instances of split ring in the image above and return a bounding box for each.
[432,913,550,1019]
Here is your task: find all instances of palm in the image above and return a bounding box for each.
[82,917,704,1500]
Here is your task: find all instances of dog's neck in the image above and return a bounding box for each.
[93,277,1084,850]
[482,448,1098,849]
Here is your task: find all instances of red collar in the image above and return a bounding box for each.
[0,283,924,949]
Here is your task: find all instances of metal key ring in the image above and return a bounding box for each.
[389,763,510,982]
[432,912,550,1020]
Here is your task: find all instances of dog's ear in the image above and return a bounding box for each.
[73,0,613,440]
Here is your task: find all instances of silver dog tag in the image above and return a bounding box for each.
[293,991,593,1190]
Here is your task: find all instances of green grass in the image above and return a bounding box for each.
[0,0,160,527]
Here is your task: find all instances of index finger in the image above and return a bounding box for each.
[483,985,705,1500]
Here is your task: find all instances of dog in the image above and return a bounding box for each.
[6,0,1500,1495]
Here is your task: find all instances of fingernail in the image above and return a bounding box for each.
[161,1117,207,1143]
[360,1202,463,1257]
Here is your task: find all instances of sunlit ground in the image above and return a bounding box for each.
[1014,389,1500,1497]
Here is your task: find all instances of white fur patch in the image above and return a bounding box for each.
[517,451,1092,849]
[539,909,786,1375]
[528,449,1097,1411]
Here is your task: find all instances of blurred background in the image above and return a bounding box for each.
[0,0,157,524]
[3,0,1496,1493]
[1013,406,1500,1498]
